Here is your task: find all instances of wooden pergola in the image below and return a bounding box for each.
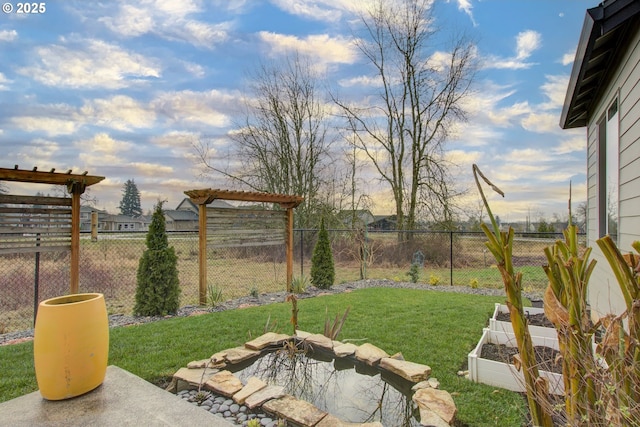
[184,188,304,305]
[0,166,105,293]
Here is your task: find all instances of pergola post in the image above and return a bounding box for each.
[286,207,294,293]
[184,188,303,304]
[70,188,81,293]
[198,203,208,305]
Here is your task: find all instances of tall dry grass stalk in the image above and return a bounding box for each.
[543,224,602,425]
[595,237,640,425]
[544,235,640,426]
[473,164,554,427]
[474,160,640,426]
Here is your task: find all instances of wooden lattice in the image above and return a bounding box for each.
[0,195,72,254]
[206,207,285,248]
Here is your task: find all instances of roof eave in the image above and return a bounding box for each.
[560,0,640,130]
[560,10,597,129]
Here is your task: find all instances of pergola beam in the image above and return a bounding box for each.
[0,166,104,187]
[184,188,303,209]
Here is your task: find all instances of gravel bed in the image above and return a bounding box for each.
[1,279,529,346]
[178,389,279,426]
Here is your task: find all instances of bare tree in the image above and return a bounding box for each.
[49,185,99,206]
[196,54,333,228]
[326,133,373,229]
[334,0,476,239]
[575,201,587,232]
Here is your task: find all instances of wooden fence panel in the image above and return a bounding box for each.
[0,195,72,254]
[205,207,285,248]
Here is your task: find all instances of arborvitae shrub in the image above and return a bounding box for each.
[311,218,335,289]
[133,201,180,316]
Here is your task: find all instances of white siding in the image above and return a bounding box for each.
[587,25,640,320]
[586,123,599,243]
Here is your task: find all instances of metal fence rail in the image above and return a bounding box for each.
[0,229,584,335]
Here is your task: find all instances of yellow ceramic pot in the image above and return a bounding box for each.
[33,293,109,400]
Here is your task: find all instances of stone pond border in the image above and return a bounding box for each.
[166,331,457,426]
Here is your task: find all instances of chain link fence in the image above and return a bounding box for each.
[294,230,585,294]
[0,229,584,335]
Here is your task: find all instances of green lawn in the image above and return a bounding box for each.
[0,288,528,426]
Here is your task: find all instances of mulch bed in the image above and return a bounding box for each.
[495,311,554,328]
[480,343,563,374]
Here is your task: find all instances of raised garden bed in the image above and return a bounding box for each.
[468,328,564,395]
[490,303,558,339]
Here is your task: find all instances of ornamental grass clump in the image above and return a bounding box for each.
[133,201,180,316]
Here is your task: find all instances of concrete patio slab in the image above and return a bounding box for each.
[0,365,234,427]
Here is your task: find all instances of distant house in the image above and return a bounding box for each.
[337,209,376,229]
[79,206,107,232]
[101,214,151,232]
[369,215,396,231]
[560,0,640,320]
[163,209,198,231]
[163,198,235,231]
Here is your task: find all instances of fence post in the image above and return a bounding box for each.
[450,231,453,286]
[362,227,368,279]
[91,211,98,242]
[299,229,304,278]
[33,233,40,325]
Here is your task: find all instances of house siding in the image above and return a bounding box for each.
[587,24,640,320]
[586,125,598,243]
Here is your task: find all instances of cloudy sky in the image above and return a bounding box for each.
[1,0,590,222]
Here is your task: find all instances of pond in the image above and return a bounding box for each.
[227,343,422,426]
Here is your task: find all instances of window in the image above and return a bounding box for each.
[598,98,619,243]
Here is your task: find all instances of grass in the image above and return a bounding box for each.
[0,288,528,426]
[332,264,548,290]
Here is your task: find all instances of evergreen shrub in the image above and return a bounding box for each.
[133,201,180,316]
[310,218,335,289]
